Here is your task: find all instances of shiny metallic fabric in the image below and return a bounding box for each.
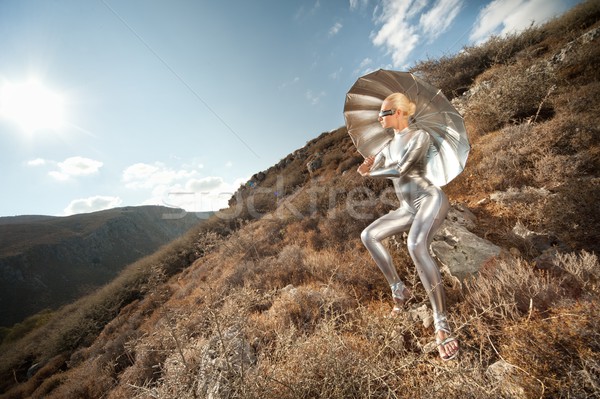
[343,69,470,186]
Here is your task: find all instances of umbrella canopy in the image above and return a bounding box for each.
[343,69,470,186]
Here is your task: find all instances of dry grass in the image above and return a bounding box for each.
[2,2,600,398]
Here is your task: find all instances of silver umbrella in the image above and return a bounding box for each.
[343,69,470,186]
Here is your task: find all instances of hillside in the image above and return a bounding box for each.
[0,206,205,328]
[1,2,599,398]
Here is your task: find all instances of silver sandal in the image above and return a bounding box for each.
[390,281,409,315]
[434,315,459,361]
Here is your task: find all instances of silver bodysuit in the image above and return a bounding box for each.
[361,127,450,329]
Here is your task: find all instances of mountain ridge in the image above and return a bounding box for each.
[0,205,207,327]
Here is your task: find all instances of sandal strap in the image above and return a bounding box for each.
[390,281,407,301]
[433,313,451,334]
[437,336,457,346]
[437,336,459,360]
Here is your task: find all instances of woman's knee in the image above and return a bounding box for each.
[406,238,428,259]
[360,228,373,246]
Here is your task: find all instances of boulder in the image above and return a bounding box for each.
[486,360,526,397]
[430,205,503,282]
[306,152,323,176]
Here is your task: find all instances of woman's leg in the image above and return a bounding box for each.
[406,190,449,321]
[406,190,458,359]
[361,207,414,304]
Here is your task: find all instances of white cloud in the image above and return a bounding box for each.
[186,176,224,192]
[306,89,326,105]
[329,67,343,79]
[49,156,103,181]
[420,0,464,41]
[121,161,238,212]
[64,195,122,215]
[294,0,321,20]
[349,0,369,10]
[371,0,464,68]
[329,22,343,36]
[278,76,300,90]
[406,0,429,19]
[122,162,196,189]
[371,1,422,68]
[143,176,246,213]
[470,0,570,43]
[354,57,376,75]
[27,158,46,166]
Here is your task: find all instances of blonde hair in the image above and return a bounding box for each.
[384,93,416,119]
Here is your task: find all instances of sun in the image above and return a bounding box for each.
[0,78,67,133]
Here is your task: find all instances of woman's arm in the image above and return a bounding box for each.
[357,151,385,176]
[369,130,430,178]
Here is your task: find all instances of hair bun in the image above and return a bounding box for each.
[409,102,416,116]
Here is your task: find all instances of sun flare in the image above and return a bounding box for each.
[0,78,67,133]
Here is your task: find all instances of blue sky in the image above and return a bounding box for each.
[0,0,583,217]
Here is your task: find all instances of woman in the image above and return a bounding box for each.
[357,93,459,361]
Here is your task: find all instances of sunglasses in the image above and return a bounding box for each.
[378,109,395,118]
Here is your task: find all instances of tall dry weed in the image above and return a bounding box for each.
[465,60,556,132]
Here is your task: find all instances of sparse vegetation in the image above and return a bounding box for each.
[1,2,599,398]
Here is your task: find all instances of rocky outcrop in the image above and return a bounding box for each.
[306,152,324,176]
[431,204,503,282]
[548,26,600,67]
[388,204,504,283]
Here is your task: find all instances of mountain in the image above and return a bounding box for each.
[0,206,207,327]
[0,2,599,398]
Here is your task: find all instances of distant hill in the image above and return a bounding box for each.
[0,206,207,327]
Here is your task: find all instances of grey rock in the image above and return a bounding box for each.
[306,152,323,176]
[490,186,551,206]
[486,360,526,397]
[197,326,256,399]
[409,304,433,329]
[431,205,503,282]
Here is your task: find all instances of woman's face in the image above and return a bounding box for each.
[378,100,401,129]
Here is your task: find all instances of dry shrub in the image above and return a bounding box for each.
[247,302,497,399]
[538,178,600,252]
[462,109,599,251]
[413,26,547,98]
[523,115,599,180]
[250,322,380,399]
[553,28,600,85]
[121,288,261,399]
[553,81,600,128]
[463,258,563,326]
[320,208,371,250]
[466,114,596,190]
[466,125,533,192]
[304,247,389,303]
[498,301,600,398]
[549,0,600,38]
[465,60,556,133]
[224,244,313,291]
[221,219,286,260]
[0,353,68,399]
[322,146,345,170]
[554,250,600,295]
[253,284,350,338]
[337,154,363,174]
[286,180,335,217]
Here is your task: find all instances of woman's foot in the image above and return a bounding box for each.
[389,282,411,317]
[436,329,459,360]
